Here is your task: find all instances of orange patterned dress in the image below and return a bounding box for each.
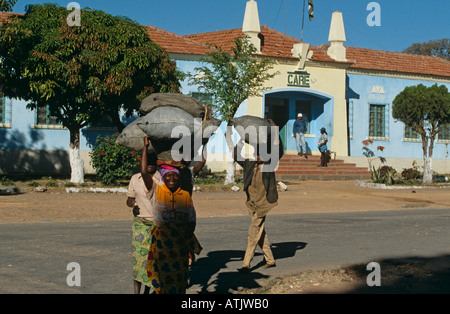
[147,183,201,294]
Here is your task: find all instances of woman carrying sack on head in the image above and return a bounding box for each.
[139,137,201,294]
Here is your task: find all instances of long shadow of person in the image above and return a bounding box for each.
[188,242,307,293]
[188,250,244,293]
[206,270,270,294]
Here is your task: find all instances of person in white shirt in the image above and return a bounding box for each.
[126,151,159,294]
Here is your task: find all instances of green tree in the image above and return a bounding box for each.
[0,0,17,12]
[188,36,276,183]
[0,4,181,183]
[403,38,449,61]
[189,37,275,121]
[392,84,450,184]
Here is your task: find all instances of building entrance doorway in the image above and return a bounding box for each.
[263,88,333,155]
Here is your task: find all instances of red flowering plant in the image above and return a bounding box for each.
[362,140,386,165]
[362,140,395,184]
[89,133,141,185]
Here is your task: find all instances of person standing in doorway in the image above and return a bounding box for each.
[293,113,308,158]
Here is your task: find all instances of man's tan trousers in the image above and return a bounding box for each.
[242,212,276,268]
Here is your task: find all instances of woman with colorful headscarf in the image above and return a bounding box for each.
[140,138,201,294]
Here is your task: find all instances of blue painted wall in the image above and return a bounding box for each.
[1,60,449,165]
[0,98,69,150]
[347,74,450,160]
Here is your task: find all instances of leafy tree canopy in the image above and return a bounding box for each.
[392,83,450,135]
[392,83,450,184]
[189,36,276,121]
[0,3,182,132]
[403,38,449,61]
[0,0,17,12]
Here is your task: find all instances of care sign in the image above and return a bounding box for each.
[287,71,310,88]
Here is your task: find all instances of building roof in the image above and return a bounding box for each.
[0,12,23,23]
[184,26,450,78]
[345,46,450,77]
[184,25,339,63]
[145,25,212,56]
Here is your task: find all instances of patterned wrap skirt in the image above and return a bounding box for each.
[131,217,155,286]
[147,224,202,294]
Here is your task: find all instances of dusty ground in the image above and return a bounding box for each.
[1,179,449,223]
[1,179,450,293]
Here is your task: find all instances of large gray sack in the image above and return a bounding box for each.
[116,116,155,153]
[146,115,221,162]
[230,115,273,145]
[137,107,195,140]
[140,93,206,118]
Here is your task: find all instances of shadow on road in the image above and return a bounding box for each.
[342,254,450,294]
[188,241,307,293]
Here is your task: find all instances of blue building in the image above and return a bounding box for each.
[1,4,449,177]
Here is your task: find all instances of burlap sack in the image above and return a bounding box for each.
[136,106,195,140]
[230,115,273,145]
[139,93,206,118]
[116,116,155,153]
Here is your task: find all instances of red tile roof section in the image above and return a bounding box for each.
[0,12,24,23]
[185,26,349,63]
[145,25,212,56]
[185,28,243,53]
[185,25,450,78]
[346,46,450,77]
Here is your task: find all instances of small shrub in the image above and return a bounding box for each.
[379,165,396,178]
[371,165,396,184]
[89,133,141,185]
[401,167,421,180]
[1,176,15,187]
[45,179,58,187]
[28,180,40,187]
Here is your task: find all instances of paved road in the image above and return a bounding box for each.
[1,208,449,294]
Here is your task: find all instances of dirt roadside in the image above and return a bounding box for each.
[1,179,449,294]
[1,180,449,223]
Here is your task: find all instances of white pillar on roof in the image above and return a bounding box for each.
[327,11,347,61]
[242,0,261,53]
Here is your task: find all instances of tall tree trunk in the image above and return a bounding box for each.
[423,157,433,184]
[69,128,85,184]
[224,123,236,185]
[421,136,434,184]
[224,159,236,185]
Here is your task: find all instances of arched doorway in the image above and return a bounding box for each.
[262,88,334,154]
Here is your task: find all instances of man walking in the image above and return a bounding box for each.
[231,140,278,272]
[293,113,308,158]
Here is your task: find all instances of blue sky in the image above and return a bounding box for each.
[13,0,450,52]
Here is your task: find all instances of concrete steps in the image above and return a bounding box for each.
[275,155,371,181]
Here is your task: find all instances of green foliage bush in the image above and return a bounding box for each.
[371,165,396,184]
[1,176,15,187]
[379,165,396,179]
[89,133,141,185]
[401,167,421,180]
